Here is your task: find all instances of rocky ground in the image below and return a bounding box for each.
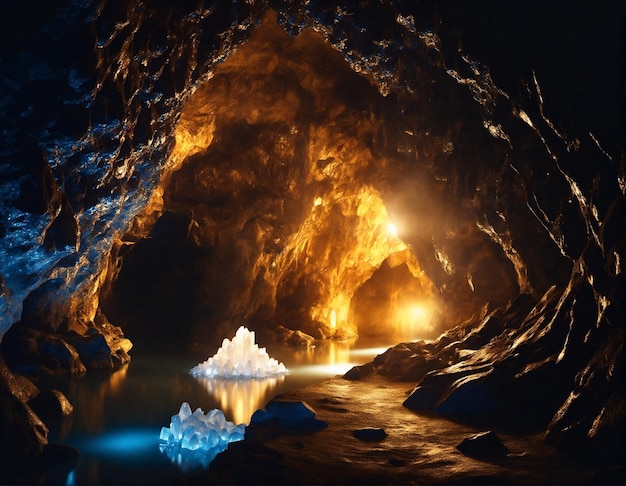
[189,374,618,485]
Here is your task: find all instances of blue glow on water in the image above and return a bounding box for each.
[81,428,158,455]
[64,470,75,486]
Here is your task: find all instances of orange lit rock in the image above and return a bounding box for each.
[102,13,442,349]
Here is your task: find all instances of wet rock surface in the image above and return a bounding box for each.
[456,431,508,461]
[0,356,48,482]
[275,326,316,347]
[28,388,73,419]
[204,439,285,485]
[247,399,328,440]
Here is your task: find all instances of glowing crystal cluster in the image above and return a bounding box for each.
[190,326,287,378]
[159,402,245,453]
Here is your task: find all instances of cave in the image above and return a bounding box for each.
[0,1,623,485]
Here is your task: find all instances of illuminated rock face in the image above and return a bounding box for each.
[101,16,443,347]
[0,0,623,466]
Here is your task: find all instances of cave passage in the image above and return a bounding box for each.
[101,13,441,353]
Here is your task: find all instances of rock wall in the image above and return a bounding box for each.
[0,0,623,465]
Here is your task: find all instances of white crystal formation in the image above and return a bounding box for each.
[190,326,287,378]
[159,402,245,452]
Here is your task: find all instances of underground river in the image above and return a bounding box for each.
[35,339,392,484]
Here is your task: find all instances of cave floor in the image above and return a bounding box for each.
[201,375,601,485]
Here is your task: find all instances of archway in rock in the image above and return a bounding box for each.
[100,13,443,353]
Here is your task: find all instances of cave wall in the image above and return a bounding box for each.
[101,18,449,350]
[0,0,623,462]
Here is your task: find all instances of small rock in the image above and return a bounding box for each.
[343,362,374,380]
[276,326,316,347]
[352,427,388,442]
[456,430,508,460]
[248,400,327,440]
[252,400,317,425]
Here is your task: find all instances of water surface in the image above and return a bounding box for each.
[41,340,390,484]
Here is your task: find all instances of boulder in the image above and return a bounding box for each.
[456,431,508,460]
[1,327,86,376]
[39,443,80,484]
[29,389,73,419]
[206,439,284,484]
[247,399,327,440]
[65,332,114,369]
[343,362,374,381]
[0,356,48,480]
[276,326,316,347]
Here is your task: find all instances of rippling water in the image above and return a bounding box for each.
[40,340,391,484]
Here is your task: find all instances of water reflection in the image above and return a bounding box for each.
[193,375,285,425]
[286,340,352,367]
[159,443,224,473]
[275,340,389,377]
[85,428,157,455]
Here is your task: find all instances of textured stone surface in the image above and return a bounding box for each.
[248,399,328,440]
[0,0,623,472]
[456,431,508,460]
[28,388,74,419]
[0,356,48,479]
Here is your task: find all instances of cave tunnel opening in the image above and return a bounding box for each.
[100,12,451,356]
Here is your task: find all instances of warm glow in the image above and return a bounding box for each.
[286,340,364,376]
[160,14,440,344]
[107,363,129,395]
[281,185,414,337]
[395,302,435,340]
[411,305,426,318]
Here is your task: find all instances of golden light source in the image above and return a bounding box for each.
[387,222,399,238]
[330,309,337,329]
[395,302,435,339]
